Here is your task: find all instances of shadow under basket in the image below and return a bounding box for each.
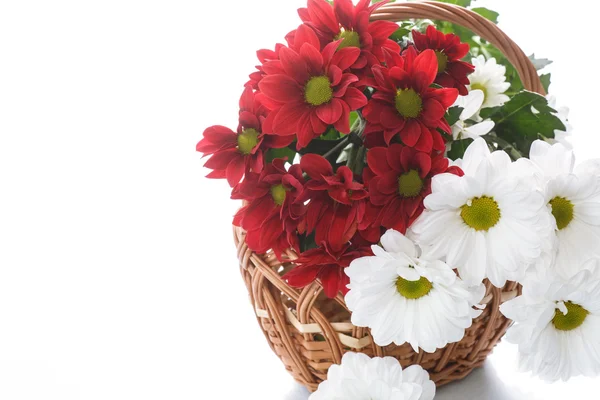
[233,1,542,392]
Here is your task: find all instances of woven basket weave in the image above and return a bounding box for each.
[234,1,543,393]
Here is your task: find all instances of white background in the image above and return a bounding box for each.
[0,0,599,399]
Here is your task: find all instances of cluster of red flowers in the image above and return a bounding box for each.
[197,0,472,298]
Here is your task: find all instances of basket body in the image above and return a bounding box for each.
[232,1,540,393]
[235,226,519,391]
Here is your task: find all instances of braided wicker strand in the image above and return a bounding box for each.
[234,2,541,393]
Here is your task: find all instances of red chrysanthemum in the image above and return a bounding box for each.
[363,143,463,233]
[298,154,369,251]
[284,242,372,298]
[246,43,286,91]
[363,47,459,153]
[232,158,306,260]
[294,0,400,78]
[412,26,475,96]
[258,26,367,150]
[196,87,295,187]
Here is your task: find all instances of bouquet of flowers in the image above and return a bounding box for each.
[197,0,600,396]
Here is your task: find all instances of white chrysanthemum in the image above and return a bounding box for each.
[546,95,573,149]
[410,138,554,287]
[467,55,510,109]
[529,140,600,277]
[345,230,485,353]
[451,89,495,140]
[500,260,600,381]
[310,352,435,400]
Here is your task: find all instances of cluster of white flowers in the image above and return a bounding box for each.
[313,54,592,399]
[450,55,572,148]
[342,137,600,383]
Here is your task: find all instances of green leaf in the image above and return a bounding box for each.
[320,127,340,141]
[447,138,474,160]
[491,91,566,156]
[479,106,501,120]
[471,7,499,23]
[437,0,472,6]
[540,73,551,93]
[529,54,553,70]
[349,111,360,131]
[299,232,318,253]
[446,106,464,126]
[265,147,296,164]
[390,26,411,42]
[372,0,395,3]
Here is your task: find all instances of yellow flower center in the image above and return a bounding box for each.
[237,128,259,155]
[270,184,287,206]
[549,196,574,230]
[335,29,361,49]
[305,76,333,106]
[552,301,589,331]
[470,83,488,102]
[434,50,448,74]
[395,88,422,119]
[396,276,433,299]
[398,169,424,198]
[461,196,501,231]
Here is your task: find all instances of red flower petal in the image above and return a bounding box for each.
[238,111,260,131]
[334,0,354,28]
[414,151,432,177]
[420,98,446,125]
[342,87,368,110]
[296,111,316,149]
[285,264,321,288]
[368,20,399,40]
[203,148,238,169]
[196,125,237,153]
[225,155,245,187]
[307,0,339,34]
[319,266,343,298]
[316,99,343,124]
[333,73,359,97]
[300,154,334,179]
[431,87,459,109]
[239,86,255,112]
[295,23,322,51]
[331,47,361,71]
[258,74,302,103]
[386,143,404,172]
[329,64,342,86]
[380,106,405,130]
[377,171,399,195]
[432,129,446,152]
[400,120,421,147]
[311,111,328,134]
[414,124,433,153]
[273,102,309,135]
[333,101,351,133]
[413,49,438,87]
[300,42,324,74]
[366,147,389,175]
[279,47,309,84]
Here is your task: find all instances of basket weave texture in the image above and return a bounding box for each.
[234,1,542,393]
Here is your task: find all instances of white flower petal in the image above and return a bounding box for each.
[380,229,418,258]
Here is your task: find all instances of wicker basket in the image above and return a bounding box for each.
[234,1,543,393]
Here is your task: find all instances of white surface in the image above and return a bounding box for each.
[0,0,599,399]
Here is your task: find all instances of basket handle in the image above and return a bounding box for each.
[371,1,545,95]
